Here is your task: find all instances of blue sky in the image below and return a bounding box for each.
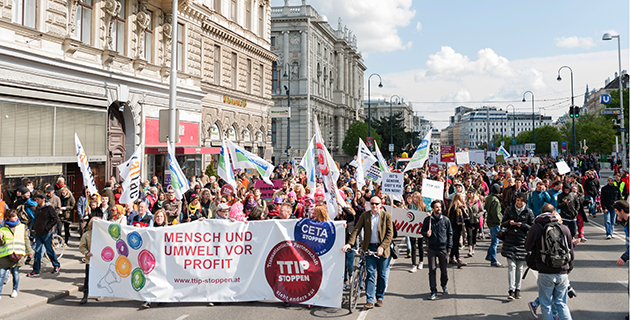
[272,0,629,128]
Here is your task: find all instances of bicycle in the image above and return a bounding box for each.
[347,248,379,313]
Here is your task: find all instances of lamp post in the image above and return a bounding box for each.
[557,65,576,156]
[367,73,383,144]
[506,104,515,139]
[603,33,627,170]
[522,91,535,150]
[389,95,402,160]
[283,64,291,163]
[409,109,414,148]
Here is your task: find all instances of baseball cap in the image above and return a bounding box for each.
[217,203,230,211]
[45,186,55,193]
[35,193,46,199]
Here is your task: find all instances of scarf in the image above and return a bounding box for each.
[154,221,166,227]
[5,219,20,228]
[188,202,201,215]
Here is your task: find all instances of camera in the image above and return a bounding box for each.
[567,285,577,298]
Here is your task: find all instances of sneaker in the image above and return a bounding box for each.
[528,301,538,319]
[428,292,437,300]
[448,258,457,265]
[10,290,17,298]
[418,262,424,270]
[52,266,61,274]
[611,234,616,239]
[409,265,418,273]
[491,262,503,268]
[457,259,467,268]
[514,289,521,299]
[467,252,473,257]
[606,235,612,240]
[208,302,214,306]
[580,237,587,242]
[442,286,449,295]
[141,302,151,309]
[507,290,514,300]
[27,272,39,277]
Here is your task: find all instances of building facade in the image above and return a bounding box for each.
[270,1,366,164]
[0,0,275,199]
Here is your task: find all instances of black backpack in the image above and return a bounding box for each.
[539,222,571,269]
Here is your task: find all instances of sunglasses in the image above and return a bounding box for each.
[370,202,380,206]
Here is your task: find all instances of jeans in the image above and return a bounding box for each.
[0,267,19,291]
[33,232,61,274]
[427,248,448,293]
[83,264,89,296]
[364,244,391,303]
[604,206,617,237]
[538,273,573,320]
[486,226,500,264]
[410,237,424,266]
[562,220,577,239]
[506,258,526,291]
[344,250,354,281]
[450,224,462,260]
[584,195,596,215]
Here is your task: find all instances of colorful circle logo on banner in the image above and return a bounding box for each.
[447,165,458,176]
[294,220,335,256]
[116,239,129,257]
[429,163,440,176]
[131,268,146,292]
[137,249,156,274]
[109,223,121,240]
[264,241,322,303]
[220,184,235,196]
[101,246,115,262]
[115,255,132,278]
[127,232,143,250]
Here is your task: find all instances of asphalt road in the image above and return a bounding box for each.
[9,213,628,320]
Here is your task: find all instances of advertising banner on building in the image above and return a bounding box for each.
[89,219,345,308]
[440,145,455,163]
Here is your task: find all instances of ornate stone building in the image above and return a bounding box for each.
[0,0,275,197]
[270,0,366,164]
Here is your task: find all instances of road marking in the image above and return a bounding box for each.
[356,309,370,320]
[175,315,189,320]
[618,280,628,288]
[588,220,624,241]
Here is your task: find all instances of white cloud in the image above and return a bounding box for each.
[554,36,596,49]
[416,22,422,32]
[425,46,514,77]
[302,0,416,53]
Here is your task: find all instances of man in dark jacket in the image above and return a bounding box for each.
[101,181,116,208]
[524,206,574,320]
[500,192,534,300]
[421,200,453,300]
[485,183,503,267]
[601,178,622,239]
[557,183,579,238]
[28,193,61,277]
[582,171,600,217]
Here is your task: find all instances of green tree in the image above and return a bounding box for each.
[560,113,616,154]
[371,112,421,158]
[507,125,562,155]
[205,161,217,178]
[342,121,382,157]
[602,88,629,129]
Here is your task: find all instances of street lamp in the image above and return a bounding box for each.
[389,95,402,160]
[522,91,535,150]
[603,33,627,170]
[283,64,291,163]
[367,73,383,143]
[557,65,576,156]
[506,104,515,139]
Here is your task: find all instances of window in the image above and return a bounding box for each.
[144,10,153,63]
[13,0,36,28]
[246,59,252,93]
[231,52,237,90]
[213,45,221,85]
[271,61,278,92]
[270,36,276,46]
[113,0,126,53]
[75,0,92,44]
[259,64,264,96]
[230,0,237,22]
[214,0,221,13]
[245,0,251,30]
[258,5,263,37]
[177,23,184,71]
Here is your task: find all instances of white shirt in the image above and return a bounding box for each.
[370,211,380,244]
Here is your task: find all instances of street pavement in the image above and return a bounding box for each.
[3,169,629,319]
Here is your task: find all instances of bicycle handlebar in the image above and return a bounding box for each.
[350,248,380,258]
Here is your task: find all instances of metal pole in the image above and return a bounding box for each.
[523,91,534,150]
[390,98,393,160]
[486,107,490,148]
[558,66,576,156]
[617,36,627,170]
[367,73,382,146]
[168,3,178,152]
[285,64,291,163]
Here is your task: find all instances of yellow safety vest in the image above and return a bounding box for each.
[0,224,26,257]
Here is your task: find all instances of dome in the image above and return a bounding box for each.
[319,15,328,22]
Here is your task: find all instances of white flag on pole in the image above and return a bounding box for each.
[117,143,143,204]
[300,137,317,195]
[74,133,98,196]
[404,130,432,172]
[167,140,190,200]
[217,139,237,189]
[314,116,341,218]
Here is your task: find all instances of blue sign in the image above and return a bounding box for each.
[294,219,336,256]
[601,94,612,104]
[562,141,567,151]
[512,138,517,145]
[490,142,495,147]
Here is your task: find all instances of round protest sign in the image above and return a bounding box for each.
[429,163,440,175]
[265,241,322,303]
[294,219,335,256]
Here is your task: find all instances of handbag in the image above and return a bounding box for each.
[8,253,23,263]
[496,227,508,240]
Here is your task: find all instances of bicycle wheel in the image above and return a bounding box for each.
[348,263,363,312]
[51,234,65,259]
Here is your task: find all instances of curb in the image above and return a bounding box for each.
[0,284,84,319]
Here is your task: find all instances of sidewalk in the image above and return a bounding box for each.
[0,234,86,319]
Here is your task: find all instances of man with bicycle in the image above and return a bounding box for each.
[421,200,453,300]
[342,196,393,309]
[27,193,61,277]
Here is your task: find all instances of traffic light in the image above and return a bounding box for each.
[574,107,580,118]
[569,106,575,118]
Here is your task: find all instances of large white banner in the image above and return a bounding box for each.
[89,219,345,308]
[390,206,428,238]
[74,133,98,195]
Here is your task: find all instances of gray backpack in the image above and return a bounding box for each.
[539,222,571,268]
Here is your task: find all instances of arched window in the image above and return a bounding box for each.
[242,128,251,142]
[227,126,236,141]
[210,123,220,140]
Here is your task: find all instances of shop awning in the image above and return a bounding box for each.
[144,147,221,155]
